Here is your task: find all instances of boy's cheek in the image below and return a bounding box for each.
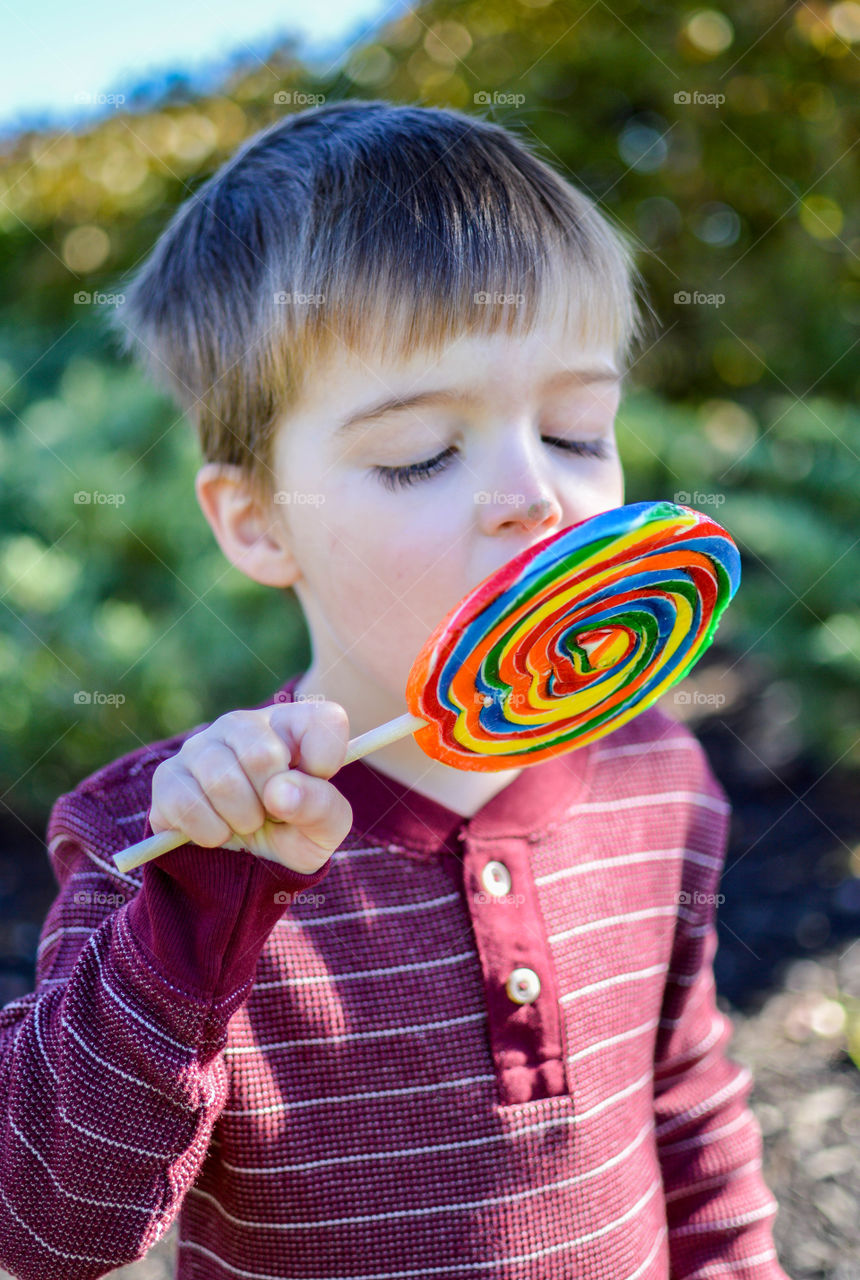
[321,542,463,677]
[322,491,464,608]
[341,550,461,640]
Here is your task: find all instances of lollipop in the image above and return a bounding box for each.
[405,498,740,770]
[113,500,739,873]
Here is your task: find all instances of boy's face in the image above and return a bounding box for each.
[266,306,625,715]
[198,304,626,724]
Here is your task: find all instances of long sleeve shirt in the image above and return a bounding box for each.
[0,670,793,1280]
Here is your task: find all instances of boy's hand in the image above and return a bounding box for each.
[148,701,353,874]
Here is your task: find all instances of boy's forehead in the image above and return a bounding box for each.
[295,320,619,430]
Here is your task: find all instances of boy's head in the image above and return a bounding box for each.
[114,99,648,714]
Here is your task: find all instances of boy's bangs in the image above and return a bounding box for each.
[293,249,634,374]
[266,230,641,432]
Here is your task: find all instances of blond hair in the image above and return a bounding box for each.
[112,98,649,499]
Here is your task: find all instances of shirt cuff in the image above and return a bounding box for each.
[124,812,334,1001]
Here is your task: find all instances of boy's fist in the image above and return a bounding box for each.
[148,700,353,874]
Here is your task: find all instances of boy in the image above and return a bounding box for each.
[0,100,791,1279]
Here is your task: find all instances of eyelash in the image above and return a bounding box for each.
[372,438,611,492]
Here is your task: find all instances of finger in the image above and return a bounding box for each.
[269,699,351,780]
[217,719,292,807]
[260,771,353,857]
[151,764,234,848]
[233,819,331,875]
[182,740,267,837]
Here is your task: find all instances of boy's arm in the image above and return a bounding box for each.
[653,747,793,1280]
[0,789,332,1280]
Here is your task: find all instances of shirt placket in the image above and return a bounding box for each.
[457,827,570,1107]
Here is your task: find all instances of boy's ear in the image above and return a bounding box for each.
[194,462,301,588]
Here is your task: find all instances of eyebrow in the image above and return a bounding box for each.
[333,367,622,436]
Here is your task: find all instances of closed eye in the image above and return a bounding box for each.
[372,438,611,492]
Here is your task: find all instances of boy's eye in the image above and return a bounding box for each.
[372,446,458,492]
[371,437,611,492]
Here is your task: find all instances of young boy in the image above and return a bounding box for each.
[0,100,791,1280]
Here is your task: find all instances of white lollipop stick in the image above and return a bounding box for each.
[112,712,428,874]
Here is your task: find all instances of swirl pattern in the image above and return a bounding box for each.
[405,501,741,771]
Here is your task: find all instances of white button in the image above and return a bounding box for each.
[481,860,512,897]
[505,967,541,1004]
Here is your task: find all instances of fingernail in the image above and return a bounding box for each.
[276,779,301,812]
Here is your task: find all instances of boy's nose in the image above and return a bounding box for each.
[473,424,567,536]
[477,488,563,538]
[521,496,555,529]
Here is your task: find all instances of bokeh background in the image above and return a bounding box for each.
[1,1,859,1276]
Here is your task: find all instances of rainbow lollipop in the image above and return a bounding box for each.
[405,498,740,770]
[113,500,739,872]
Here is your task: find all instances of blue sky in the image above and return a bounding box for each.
[0,0,403,131]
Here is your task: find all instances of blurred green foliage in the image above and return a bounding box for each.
[1,0,858,821]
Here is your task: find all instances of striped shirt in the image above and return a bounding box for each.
[0,672,792,1280]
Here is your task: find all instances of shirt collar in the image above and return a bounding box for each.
[272,673,595,861]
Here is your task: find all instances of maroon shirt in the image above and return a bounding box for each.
[0,672,792,1279]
